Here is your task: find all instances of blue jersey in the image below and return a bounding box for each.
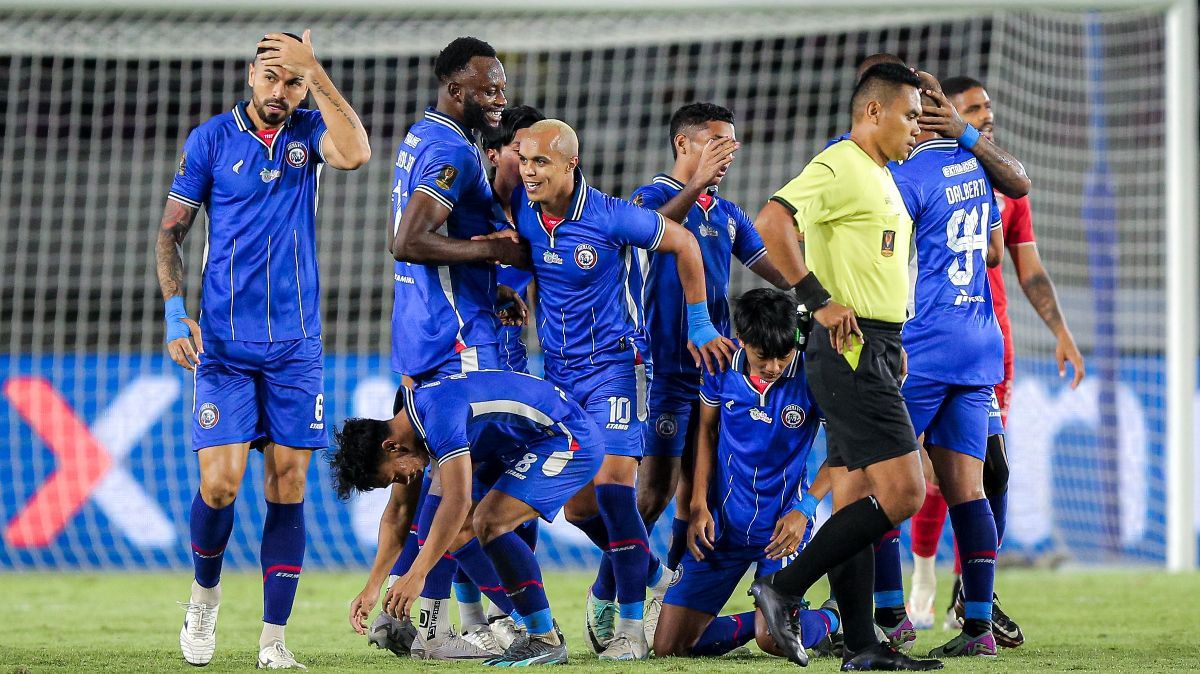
[511,170,666,370]
[698,349,821,547]
[390,108,500,378]
[400,370,601,468]
[168,102,327,342]
[893,138,1004,385]
[631,175,767,376]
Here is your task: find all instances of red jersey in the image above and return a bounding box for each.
[987,194,1036,335]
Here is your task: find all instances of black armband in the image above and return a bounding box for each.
[793,272,831,312]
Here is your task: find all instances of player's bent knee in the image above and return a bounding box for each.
[471,514,508,547]
[754,618,784,657]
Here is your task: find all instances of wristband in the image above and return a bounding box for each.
[958,123,981,150]
[792,493,820,519]
[164,296,190,343]
[792,272,831,312]
[686,302,721,346]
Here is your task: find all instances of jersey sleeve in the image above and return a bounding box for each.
[730,205,768,268]
[892,167,924,223]
[413,143,479,213]
[306,110,329,164]
[611,197,667,251]
[1003,195,1036,245]
[167,126,214,210]
[770,160,835,234]
[699,370,722,407]
[988,192,1003,231]
[630,183,669,211]
[408,387,471,465]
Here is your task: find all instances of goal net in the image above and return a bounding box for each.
[0,4,1188,571]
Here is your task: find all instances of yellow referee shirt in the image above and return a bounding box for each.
[771,139,912,324]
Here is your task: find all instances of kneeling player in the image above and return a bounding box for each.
[654,289,837,661]
[331,370,604,666]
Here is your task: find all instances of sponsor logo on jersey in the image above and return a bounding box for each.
[782,404,806,429]
[286,141,308,168]
[941,157,980,178]
[605,422,630,431]
[574,244,598,270]
[435,164,458,190]
[198,403,219,430]
[725,399,735,410]
[177,152,187,176]
[749,407,772,424]
[655,413,678,438]
[260,168,281,183]
[954,289,987,306]
[394,272,415,284]
[232,159,243,174]
[309,422,324,430]
[698,223,720,238]
[404,132,421,148]
[543,250,563,265]
[881,229,896,257]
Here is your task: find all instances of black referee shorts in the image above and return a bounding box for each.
[805,318,919,470]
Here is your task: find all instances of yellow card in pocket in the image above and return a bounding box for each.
[841,335,864,371]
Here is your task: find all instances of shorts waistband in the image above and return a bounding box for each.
[855,318,904,333]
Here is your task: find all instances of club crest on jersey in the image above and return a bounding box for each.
[574,244,598,270]
[728,216,737,240]
[260,168,282,183]
[197,403,219,430]
[435,164,458,190]
[285,141,308,168]
[782,404,806,429]
[655,413,678,438]
[749,408,772,424]
[881,229,896,257]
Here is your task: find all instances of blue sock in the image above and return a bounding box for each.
[417,494,455,600]
[484,532,552,634]
[690,611,755,656]
[260,501,305,626]
[190,491,235,589]
[666,517,689,570]
[872,529,905,617]
[949,498,997,629]
[990,489,1008,550]
[596,484,650,620]
[573,514,617,601]
[452,538,516,616]
[800,608,838,649]
[516,518,539,552]
[390,524,421,577]
[453,566,482,605]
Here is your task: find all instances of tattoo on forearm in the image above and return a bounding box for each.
[310,77,359,131]
[1022,272,1064,332]
[156,201,196,300]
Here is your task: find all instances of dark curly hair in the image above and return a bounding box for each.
[328,417,391,500]
[434,36,497,83]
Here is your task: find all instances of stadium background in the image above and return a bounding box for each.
[0,6,1195,574]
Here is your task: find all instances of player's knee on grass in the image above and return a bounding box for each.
[652,604,705,657]
[754,611,785,657]
[983,434,1009,497]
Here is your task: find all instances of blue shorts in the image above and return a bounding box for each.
[644,373,702,458]
[544,355,648,459]
[410,345,501,386]
[987,390,1005,436]
[485,433,603,521]
[192,337,326,451]
[901,373,993,460]
[664,536,792,615]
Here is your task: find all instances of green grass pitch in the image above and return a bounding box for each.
[1,569,1196,672]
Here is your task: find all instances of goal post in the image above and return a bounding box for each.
[0,1,1193,571]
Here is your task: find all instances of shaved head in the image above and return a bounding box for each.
[527,119,579,160]
[855,53,906,83]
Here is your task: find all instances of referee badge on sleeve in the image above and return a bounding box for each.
[881,229,896,257]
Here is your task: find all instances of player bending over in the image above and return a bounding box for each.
[507,119,732,660]
[159,31,370,670]
[654,289,838,660]
[331,370,605,666]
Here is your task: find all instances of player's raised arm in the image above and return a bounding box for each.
[655,221,735,373]
[257,31,370,169]
[923,79,1030,199]
[653,136,739,225]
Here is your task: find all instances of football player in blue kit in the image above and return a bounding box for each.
[508,119,733,660]
[357,37,529,661]
[884,72,1006,659]
[654,289,838,662]
[582,102,790,649]
[156,31,370,670]
[330,370,606,666]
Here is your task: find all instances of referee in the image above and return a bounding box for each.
[748,63,942,671]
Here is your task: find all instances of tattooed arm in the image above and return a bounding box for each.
[1011,242,1085,388]
[258,30,371,170]
[156,199,204,370]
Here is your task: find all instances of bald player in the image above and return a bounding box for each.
[749,64,942,671]
[506,119,732,661]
